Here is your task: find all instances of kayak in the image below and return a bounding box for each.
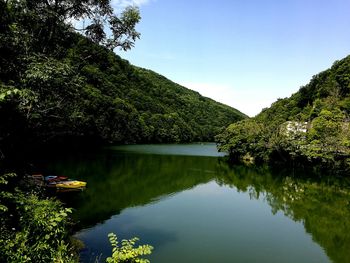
[48,180,87,189]
[45,175,69,182]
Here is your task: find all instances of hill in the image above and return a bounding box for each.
[217,55,350,172]
[0,3,246,157]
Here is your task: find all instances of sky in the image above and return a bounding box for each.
[114,0,350,116]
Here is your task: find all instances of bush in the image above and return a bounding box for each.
[0,192,77,263]
[106,233,153,263]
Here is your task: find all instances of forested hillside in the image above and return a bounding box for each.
[0,0,246,159]
[217,55,350,172]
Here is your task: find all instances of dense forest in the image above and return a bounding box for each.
[217,55,350,172]
[0,0,245,161]
[0,0,245,262]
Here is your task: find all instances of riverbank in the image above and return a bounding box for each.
[0,158,152,263]
[0,171,81,262]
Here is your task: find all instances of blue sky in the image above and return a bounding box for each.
[116,0,350,116]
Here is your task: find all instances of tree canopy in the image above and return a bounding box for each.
[217,56,350,173]
[4,0,141,52]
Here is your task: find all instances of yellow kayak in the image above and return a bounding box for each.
[49,180,87,189]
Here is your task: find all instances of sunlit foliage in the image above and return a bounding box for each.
[217,56,350,172]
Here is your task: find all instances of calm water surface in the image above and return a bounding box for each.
[42,143,350,263]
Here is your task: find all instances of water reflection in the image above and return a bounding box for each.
[216,164,350,263]
[41,145,350,263]
[45,150,219,229]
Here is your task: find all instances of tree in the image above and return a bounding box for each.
[5,0,141,53]
[89,5,141,51]
[216,119,267,162]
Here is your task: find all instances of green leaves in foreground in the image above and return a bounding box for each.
[0,193,76,263]
[106,233,153,263]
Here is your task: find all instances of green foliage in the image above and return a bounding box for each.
[0,188,76,263]
[106,233,153,263]
[216,119,267,161]
[0,0,246,157]
[0,172,17,212]
[217,55,350,172]
[3,0,141,54]
[105,6,141,51]
[308,109,343,140]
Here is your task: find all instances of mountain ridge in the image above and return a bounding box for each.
[217,55,350,172]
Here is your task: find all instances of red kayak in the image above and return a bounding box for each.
[44,175,69,182]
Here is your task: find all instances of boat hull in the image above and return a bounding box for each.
[48,180,87,189]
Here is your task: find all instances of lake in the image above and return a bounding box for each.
[41,143,350,263]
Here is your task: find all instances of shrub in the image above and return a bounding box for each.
[106,233,153,263]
